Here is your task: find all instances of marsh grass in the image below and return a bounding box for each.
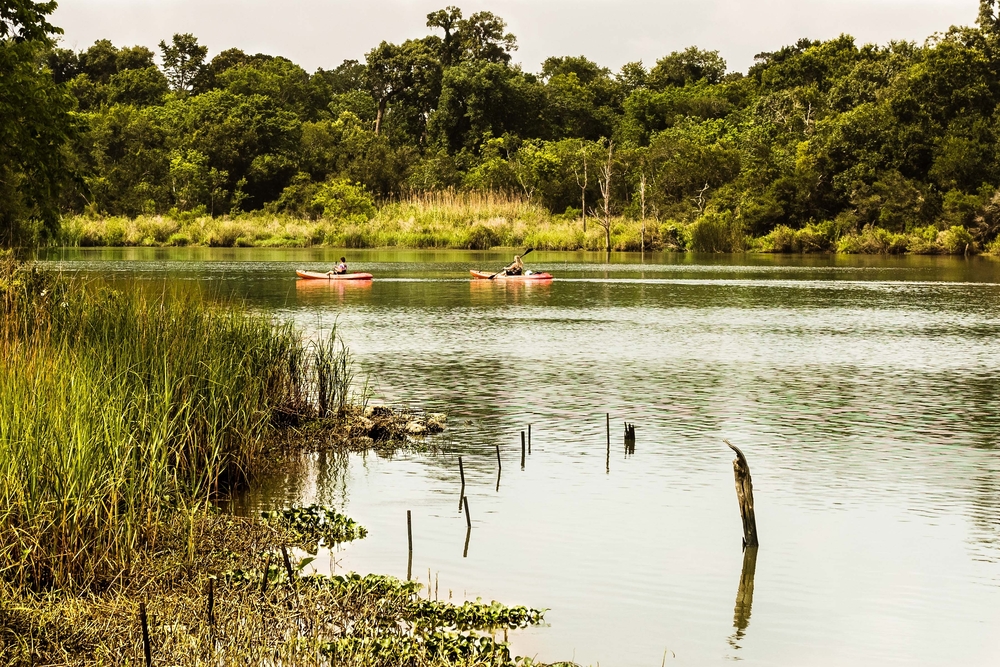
[0,255,352,591]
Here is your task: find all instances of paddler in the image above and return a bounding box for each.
[502,253,524,276]
[328,256,348,276]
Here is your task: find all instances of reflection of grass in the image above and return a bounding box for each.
[57,193,987,254]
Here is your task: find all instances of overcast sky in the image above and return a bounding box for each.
[53,0,977,74]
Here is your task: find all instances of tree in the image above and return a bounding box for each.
[648,47,727,89]
[365,39,441,136]
[159,33,207,92]
[590,140,615,254]
[426,7,517,65]
[1,0,73,246]
[426,5,463,66]
[979,1,1000,34]
[0,0,59,42]
[458,11,517,64]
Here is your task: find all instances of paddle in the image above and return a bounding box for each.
[489,248,534,280]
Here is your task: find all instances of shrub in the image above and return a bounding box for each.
[463,224,499,250]
[938,225,975,254]
[312,179,376,223]
[688,211,746,252]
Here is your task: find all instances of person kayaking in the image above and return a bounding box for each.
[328,257,348,276]
[502,253,524,276]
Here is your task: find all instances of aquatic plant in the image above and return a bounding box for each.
[262,504,368,552]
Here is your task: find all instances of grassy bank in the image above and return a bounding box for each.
[0,255,319,589]
[0,255,547,665]
[2,503,545,665]
[56,192,1000,255]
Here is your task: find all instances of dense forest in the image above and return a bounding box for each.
[7,0,1000,252]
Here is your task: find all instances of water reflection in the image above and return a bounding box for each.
[728,546,759,655]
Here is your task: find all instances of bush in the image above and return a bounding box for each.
[312,179,376,223]
[938,225,975,254]
[688,211,746,252]
[463,224,499,250]
[837,225,909,254]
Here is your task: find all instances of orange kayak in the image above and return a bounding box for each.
[296,270,373,280]
[470,270,553,281]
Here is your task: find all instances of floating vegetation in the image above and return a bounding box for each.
[262,504,368,552]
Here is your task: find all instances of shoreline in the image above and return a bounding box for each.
[0,257,546,666]
[54,213,1000,257]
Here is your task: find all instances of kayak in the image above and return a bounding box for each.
[470,270,553,281]
[296,270,373,280]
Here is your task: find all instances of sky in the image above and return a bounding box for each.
[52,0,978,74]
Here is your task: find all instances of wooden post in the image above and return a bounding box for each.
[495,444,502,471]
[139,602,152,667]
[407,510,413,580]
[463,525,471,558]
[260,552,271,595]
[206,577,215,626]
[281,544,299,609]
[458,456,466,510]
[528,424,532,454]
[464,495,471,529]
[725,440,759,548]
[521,432,526,469]
[606,413,610,473]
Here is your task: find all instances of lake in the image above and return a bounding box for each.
[40,247,1000,666]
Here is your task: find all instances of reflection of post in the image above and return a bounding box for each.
[733,545,758,632]
[725,440,759,548]
[729,545,758,650]
[463,525,472,558]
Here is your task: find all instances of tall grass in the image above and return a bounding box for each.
[0,255,344,590]
[56,192,987,254]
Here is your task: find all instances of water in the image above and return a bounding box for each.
[41,248,1000,666]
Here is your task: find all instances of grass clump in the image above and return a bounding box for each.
[0,253,355,591]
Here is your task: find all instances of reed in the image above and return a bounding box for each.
[0,254,346,590]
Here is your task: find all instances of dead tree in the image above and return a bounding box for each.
[638,171,647,253]
[589,140,614,255]
[573,141,589,233]
[693,182,710,215]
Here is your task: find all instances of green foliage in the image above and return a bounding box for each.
[0,1,72,247]
[688,211,746,252]
[262,505,367,552]
[312,178,377,221]
[158,33,207,92]
[0,256,316,588]
[9,4,1000,253]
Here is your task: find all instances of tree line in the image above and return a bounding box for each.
[6,0,1000,249]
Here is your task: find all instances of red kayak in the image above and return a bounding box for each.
[470,270,553,281]
[296,270,373,280]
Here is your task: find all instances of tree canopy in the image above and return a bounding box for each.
[8,2,1000,249]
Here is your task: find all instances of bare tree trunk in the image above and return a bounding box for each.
[575,142,588,233]
[375,98,386,136]
[597,141,614,255]
[639,172,647,254]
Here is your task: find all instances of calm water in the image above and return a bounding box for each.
[41,248,1000,666]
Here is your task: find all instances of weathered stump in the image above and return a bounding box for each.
[725,440,759,548]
